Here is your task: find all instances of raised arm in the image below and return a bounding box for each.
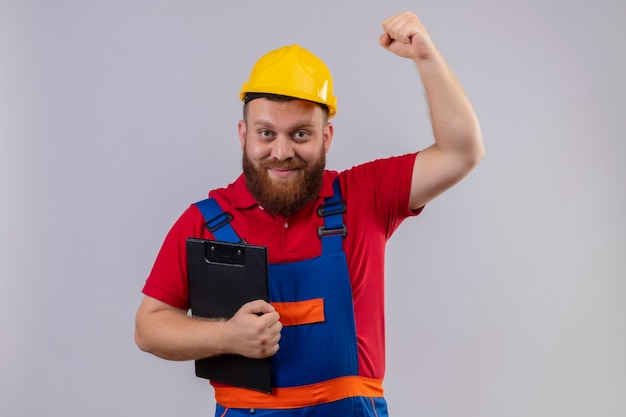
[379,11,485,210]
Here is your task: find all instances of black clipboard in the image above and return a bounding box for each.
[186,238,272,393]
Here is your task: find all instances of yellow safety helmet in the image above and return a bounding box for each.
[240,44,337,118]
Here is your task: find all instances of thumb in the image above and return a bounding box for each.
[378,33,392,49]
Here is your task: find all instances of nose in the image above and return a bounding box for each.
[270,136,295,161]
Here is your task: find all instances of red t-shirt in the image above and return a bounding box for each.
[142,153,421,379]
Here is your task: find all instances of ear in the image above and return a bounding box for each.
[238,120,246,151]
[323,122,334,153]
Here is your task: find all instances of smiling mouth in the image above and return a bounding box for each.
[268,167,297,179]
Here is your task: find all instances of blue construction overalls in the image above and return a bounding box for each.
[194,179,388,417]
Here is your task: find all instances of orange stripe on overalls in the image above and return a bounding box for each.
[214,376,384,409]
[272,298,325,326]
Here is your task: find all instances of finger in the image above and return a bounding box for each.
[241,299,275,315]
[382,11,418,44]
[381,13,405,36]
[260,341,280,358]
[268,315,282,332]
[259,310,281,327]
[389,23,414,44]
[381,12,404,32]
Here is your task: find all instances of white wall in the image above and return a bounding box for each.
[2,1,625,416]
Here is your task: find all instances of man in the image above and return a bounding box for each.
[135,10,484,417]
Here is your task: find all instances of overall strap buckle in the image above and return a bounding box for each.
[317,178,347,253]
[317,200,347,238]
[317,224,347,238]
[194,198,241,244]
[317,201,346,217]
[205,211,234,233]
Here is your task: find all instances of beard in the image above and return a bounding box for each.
[242,147,325,217]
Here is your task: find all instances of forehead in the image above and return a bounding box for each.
[246,98,325,127]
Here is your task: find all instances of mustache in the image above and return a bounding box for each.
[261,159,307,170]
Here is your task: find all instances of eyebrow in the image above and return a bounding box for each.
[252,120,318,131]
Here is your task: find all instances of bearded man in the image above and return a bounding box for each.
[135,10,484,417]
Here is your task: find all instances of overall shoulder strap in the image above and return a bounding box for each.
[194,198,241,243]
[316,177,347,254]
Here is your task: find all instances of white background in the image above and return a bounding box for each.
[1,1,625,416]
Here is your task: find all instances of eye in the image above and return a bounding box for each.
[259,129,273,138]
[293,131,310,140]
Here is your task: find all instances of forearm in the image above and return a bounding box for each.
[135,296,281,361]
[414,51,484,163]
[135,304,230,361]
